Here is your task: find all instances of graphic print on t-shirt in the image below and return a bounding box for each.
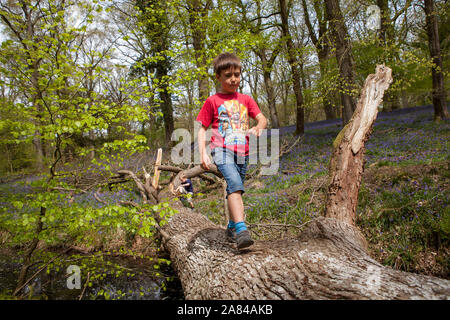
[217,100,249,146]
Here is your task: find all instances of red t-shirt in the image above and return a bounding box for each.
[196,92,261,156]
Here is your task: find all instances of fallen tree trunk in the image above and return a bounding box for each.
[161,211,449,299]
[123,65,450,299]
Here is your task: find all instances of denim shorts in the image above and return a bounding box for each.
[211,147,249,198]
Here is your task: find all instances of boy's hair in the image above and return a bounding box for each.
[213,52,241,76]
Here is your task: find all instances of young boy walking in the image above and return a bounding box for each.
[196,52,267,249]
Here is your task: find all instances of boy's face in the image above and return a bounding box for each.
[216,67,241,94]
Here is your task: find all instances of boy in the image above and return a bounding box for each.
[176,173,194,209]
[196,52,267,249]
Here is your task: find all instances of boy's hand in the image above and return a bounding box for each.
[201,152,212,170]
[248,126,262,137]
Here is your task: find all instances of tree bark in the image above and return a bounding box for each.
[258,51,280,128]
[0,3,47,170]
[188,0,211,102]
[156,61,175,146]
[128,66,450,299]
[325,65,392,225]
[278,0,305,135]
[324,0,357,125]
[302,0,336,120]
[137,0,175,146]
[14,206,46,296]
[247,0,282,128]
[161,213,449,299]
[424,0,448,121]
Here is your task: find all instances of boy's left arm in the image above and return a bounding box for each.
[248,113,267,137]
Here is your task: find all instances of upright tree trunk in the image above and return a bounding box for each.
[258,51,280,128]
[263,69,279,128]
[302,0,336,120]
[424,0,448,120]
[246,0,282,128]
[377,0,391,44]
[376,0,402,111]
[28,26,46,171]
[157,63,175,146]
[188,0,211,103]
[278,0,305,135]
[324,0,357,125]
[137,0,175,146]
[318,52,337,119]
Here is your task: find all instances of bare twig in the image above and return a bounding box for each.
[119,200,140,208]
[51,187,87,193]
[248,135,303,179]
[93,188,107,205]
[117,169,158,204]
[306,179,327,206]
[78,271,90,300]
[14,248,71,296]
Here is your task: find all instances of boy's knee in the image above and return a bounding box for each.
[226,188,244,199]
[228,190,242,197]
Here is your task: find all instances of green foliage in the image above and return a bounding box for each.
[0,178,176,246]
[357,177,449,274]
[0,0,170,296]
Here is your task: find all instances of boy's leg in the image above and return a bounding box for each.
[187,192,194,208]
[226,152,249,223]
[232,155,253,248]
[212,148,253,248]
[228,191,253,248]
[227,191,244,223]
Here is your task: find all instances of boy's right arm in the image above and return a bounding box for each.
[198,125,212,170]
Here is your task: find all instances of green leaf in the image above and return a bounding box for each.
[13,201,23,209]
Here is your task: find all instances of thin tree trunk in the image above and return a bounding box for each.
[319,58,336,119]
[259,52,280,128]
[262,65,280,128]
[138,0,175,146]
[188,0,211,103]
[424,0,448,120]
[246,0,282,128]
[324,0,357,125]
[14,207,46,296]
[302,0,336,120]
[377,0,402,112]
[278,0,305,135]
[124,65,450,300]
